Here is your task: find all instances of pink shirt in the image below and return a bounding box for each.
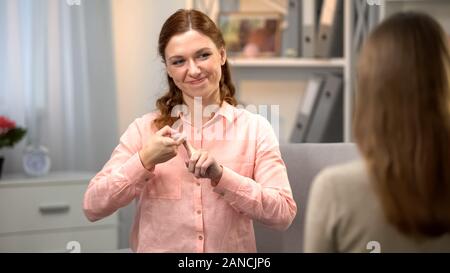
[83,102,297,252]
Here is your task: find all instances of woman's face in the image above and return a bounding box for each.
[165,30,226,105]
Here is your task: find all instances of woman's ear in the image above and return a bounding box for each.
[220,47,227,66]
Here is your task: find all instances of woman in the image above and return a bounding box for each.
[83,9,297,253]
[304,12,450,252]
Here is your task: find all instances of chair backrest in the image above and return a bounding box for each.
[254,142,360,252]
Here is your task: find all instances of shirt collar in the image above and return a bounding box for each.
[177,100,235,124]
[216,101,234,123]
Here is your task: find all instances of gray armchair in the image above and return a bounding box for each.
[117,143,360,252]
[254,142,359,252]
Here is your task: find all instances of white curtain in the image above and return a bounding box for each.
[0,0,117,174]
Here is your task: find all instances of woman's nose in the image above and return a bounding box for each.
[187,60,201,77]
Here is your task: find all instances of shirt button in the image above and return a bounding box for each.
[196,182,201,186]
[198,235,203,240]
[196,210,201,214]
[145,177,150,182]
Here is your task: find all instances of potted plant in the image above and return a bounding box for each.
[0,116,27,178]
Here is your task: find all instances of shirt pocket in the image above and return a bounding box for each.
[222,155,254,179]
[147,160,182,199]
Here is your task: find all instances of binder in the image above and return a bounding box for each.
[290,75,324,142]
[301,0,317,58]
[315,0,342,58]
[331,0,344,57]
[282,0,301,57]
[305,74,343,142]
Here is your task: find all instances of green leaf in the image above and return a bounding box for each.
[0,128,27,149]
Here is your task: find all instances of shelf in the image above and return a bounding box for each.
[228,58,346,68]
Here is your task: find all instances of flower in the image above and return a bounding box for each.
[0,116,27,150]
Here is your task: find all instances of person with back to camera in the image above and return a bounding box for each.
[83,9,297,253]
[304,12,450,252]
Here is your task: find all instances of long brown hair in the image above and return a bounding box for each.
[354,12,450,238]
[153,9,237,129]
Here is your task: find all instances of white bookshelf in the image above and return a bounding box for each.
[186,0,355,143]
[231,0,353,143]
[185,0,449,143]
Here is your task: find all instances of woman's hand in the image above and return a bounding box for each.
[183,141,223,186]
[139,125,184,170]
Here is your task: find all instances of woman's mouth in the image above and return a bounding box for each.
[187,78,207,85]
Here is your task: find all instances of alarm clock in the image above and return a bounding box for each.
[22,145,51,177]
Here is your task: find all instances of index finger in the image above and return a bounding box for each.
[183,140,196,158]
[173,133,186,146]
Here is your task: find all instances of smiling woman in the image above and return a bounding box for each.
[155,9,237,129]
[83,9,297,253]
[164,30,226,110]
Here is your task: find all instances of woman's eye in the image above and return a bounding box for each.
[172,59,185,66]
[198,53,211,59]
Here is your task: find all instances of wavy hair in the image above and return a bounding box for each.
[153,9,237,129]
[354,12,450,238]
